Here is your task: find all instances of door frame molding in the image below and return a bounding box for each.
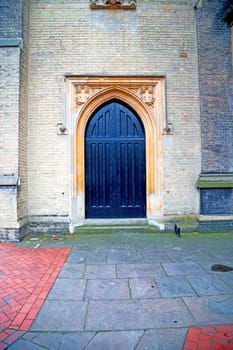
[66,76,166,228]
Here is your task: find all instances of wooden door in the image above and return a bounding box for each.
[85,100,146,218]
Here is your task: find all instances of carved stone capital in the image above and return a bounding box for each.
[90,0,136,10]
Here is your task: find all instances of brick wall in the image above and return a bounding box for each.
[17,0,30,227]
[1,0,231,238]
[28,0,201,224]
[0,0,23,239]
[201,189,233,215]
[196,0,233,173]
[0,0,22,38]
[0,47,20,175]
[196,0,233,216]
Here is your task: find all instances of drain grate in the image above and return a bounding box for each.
[211,264,233,272]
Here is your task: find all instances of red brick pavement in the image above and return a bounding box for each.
[184,325,233,350]
[0,243,70,349]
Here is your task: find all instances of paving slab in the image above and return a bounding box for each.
[47,278,86,300]
[186,274,233,296]
[162,261,206,276]
[25,331,94,350]
[58,263,85,278]
[155,276,196,297]
[117,263,166,278]
[165,248,206,262]
[86,299,196,331]
[193,248,219,261]
[67,248,107,264]
[85,279,130,300]
[142,248,171,263]
[58,332,94,350]
[31,300,88,331]
[129,277,160,299]
[84,264,116,279]
[8,332,95,350]
[23,332,62,349]
[211,247,233,258]
[85,330,144,350]
[183,295,233,325]
[218,271,233,289]
[7,339,42,350]
[107,248,144,263]
[136,328,188,350]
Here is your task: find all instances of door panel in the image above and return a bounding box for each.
[85,100,146,218]
[85,141,114,217]
[117,141,145,216]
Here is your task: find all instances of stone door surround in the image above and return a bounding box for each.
[66,76,166,228]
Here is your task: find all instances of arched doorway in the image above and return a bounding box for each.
[69,77,165,228]
[85,100,146,218]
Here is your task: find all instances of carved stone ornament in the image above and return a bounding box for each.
[75,85,93,106]
[90,0,136,10]
[74,81,157,113]
[136,86,156,106]
[74,85,103,110]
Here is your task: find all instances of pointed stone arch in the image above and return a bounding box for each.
[67,77,165,227]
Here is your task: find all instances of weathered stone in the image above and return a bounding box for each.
[85,330,143,350]
[86,299,195,330]
[186,275,233,296]
[162,262,206,276]
[58,263,85,278]
[129,278,160,299]
[31,300,88,331]
[47,278,86,300]
[117,263,166,278]
[107,248,144,264]
[155,276,196,298]
[136,328,188,350]
[84,264,116,279]
[183,295,233,325]
[85,279,130,300]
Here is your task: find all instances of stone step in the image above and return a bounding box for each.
[74,224,161,235]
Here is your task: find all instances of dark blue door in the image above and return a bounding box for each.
[85,100,146,218]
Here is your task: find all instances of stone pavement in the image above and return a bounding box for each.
[1,231,233,349]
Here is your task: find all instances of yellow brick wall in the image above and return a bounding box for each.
[28,0,201,221]
[17,0,30,226]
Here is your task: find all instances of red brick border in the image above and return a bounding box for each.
[184,325,233,350]
[0,244,70,349]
